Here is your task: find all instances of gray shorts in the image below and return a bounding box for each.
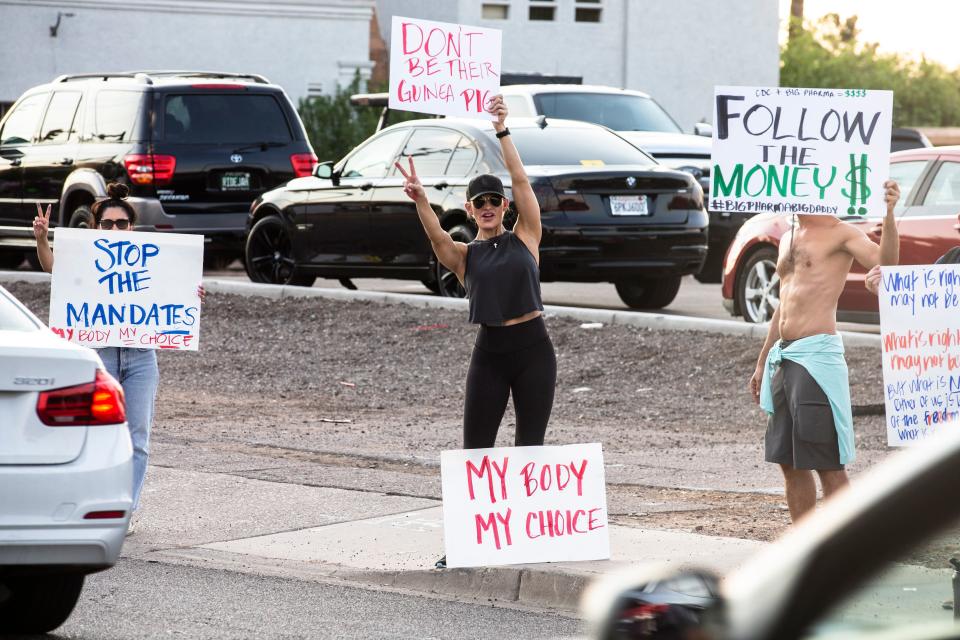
[765,358,843,471]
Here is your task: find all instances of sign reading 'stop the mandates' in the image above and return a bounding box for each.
[710,86,893,217]
[389,16,501,120]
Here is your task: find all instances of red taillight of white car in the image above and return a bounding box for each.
[36,369,127,426]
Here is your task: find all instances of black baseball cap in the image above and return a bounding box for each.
[466,174,506,200]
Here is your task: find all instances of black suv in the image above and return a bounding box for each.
[0,71,316,268]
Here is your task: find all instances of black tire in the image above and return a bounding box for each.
[436,224,475,298]
[421,277,440,294]
[24,250,42,271]
[0,573,85,634]
[0,250,24,270]
[615,276,682,309]
[735,246,779,323]
[244,215,316,287]
[69,203,94,228]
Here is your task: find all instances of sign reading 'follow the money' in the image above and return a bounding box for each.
[710,86,893,217]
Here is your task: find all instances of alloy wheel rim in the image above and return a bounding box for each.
[744,259,779,323]
[249,222,295,284]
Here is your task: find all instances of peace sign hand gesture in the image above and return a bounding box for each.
[395,157,426,203]
[33,204,52,243]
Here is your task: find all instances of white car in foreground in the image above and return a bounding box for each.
[0,285,132,634]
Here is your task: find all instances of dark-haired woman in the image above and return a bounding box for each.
[398,98,556,434]
[34,183,203,534]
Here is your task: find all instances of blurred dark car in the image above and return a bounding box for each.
[722,146,960,323]
[244,117,708,310]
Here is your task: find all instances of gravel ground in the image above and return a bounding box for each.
[5,281,892,542]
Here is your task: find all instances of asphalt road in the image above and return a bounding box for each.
[55,560,583,640]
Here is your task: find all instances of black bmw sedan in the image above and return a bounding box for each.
[244,117,708,309]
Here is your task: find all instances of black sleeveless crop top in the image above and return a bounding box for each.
[464,230,543,325]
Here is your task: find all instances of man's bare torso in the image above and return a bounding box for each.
[777,217,857,340]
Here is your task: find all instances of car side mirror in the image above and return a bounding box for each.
[314,161,334,179]
[694,122,713,138]
[583,567,722,640]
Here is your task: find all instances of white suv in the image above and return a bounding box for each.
[0,285,131,634]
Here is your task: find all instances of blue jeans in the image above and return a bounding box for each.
[97,347,159,511]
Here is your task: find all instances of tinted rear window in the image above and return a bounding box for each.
[0,290,40,332]
[534,93,682,134]
[511,127,655,166]
[163,94,292,143]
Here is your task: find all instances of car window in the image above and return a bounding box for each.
[511,126,656,166]
[341,129,408,179]
[888,160,928,212]
[89,91,143,142]
[446,136,479,176]
[0,290,40,331]
[163,93,292,143]
[394,128,461,177]
[38,91,82,144]
[802,517,960,638]
[0,93,48,146]
[533,93,682,134]
[921,161,960,208]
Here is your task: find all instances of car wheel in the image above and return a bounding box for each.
[421,277,440,294]
[615,276,682,309]
[0,573,84,634]
[244,215,316,287]
[736,246,779,323]
[0,250,24,270]
[69,204,94,228]
[435,223,475,298]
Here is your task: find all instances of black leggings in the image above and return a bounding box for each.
[463,316,557,449]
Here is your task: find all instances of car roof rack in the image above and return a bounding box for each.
[130,71,271,84]
[55,72,153,85]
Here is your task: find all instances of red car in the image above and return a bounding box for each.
[722,146,960,323]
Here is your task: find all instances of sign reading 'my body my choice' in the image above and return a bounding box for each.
[389,16,501,120]
[49,228,203,351]
[879,264,960,446]
[441,443,609,568]
[711,86,893,217]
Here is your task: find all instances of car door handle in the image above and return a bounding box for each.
[360,182,373,191]
[60,157,74,166]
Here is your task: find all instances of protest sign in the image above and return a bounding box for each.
[879,264,960,445]
[440,443,609,568]
[389,15,501,120]
[711,86,892,217]
[48,228,204,351]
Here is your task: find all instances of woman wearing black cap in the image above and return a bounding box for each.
[396,94,556,449]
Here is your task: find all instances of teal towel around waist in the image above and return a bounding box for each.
[759,333,855,464]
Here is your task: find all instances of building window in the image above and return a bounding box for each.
[575,0,602,22]
[482,3,509,19]
[529,0,555,21]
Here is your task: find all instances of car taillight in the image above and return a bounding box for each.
[123,154,176,186]
[533,184,561,212]
[37,369,127,426]
[290,153,318,178]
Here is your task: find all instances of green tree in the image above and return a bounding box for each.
[781,14,960,127]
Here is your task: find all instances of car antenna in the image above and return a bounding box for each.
[535,115,548,129]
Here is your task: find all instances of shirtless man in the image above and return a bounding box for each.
[749,180,901,522]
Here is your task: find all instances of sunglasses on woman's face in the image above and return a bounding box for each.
[99,219,130,230]
[471,194,503,209]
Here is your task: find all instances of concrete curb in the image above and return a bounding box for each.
[0,270,881,346]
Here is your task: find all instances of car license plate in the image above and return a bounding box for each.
[610,195,649,216]
[221,173,250,191]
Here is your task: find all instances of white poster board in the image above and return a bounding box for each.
[389,15,501,120]
[879,264,960,445]
[48,228,203,351]
[711,86,892,217]
[440,443,609,568]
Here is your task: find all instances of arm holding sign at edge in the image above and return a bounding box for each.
[843,180,901,270]
[487,95,542,249]
[33,204,54,273]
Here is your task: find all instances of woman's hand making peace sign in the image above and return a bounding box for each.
[395,157,426,203]
[33,203,52,243]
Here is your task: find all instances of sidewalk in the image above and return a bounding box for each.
[131,464,764,612]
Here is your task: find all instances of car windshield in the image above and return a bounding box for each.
[510,126,656,166]
[163,94,292,144]
[533,93,683,134]
[0,289,40,332]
